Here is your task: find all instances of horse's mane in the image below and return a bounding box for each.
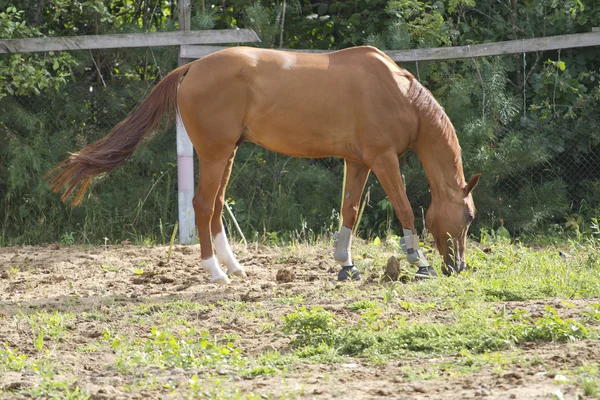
[407,79,454,137]
[407,78,463,169]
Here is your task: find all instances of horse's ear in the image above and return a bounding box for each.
[464,173,482,196]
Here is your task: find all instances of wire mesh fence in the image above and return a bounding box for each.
[1,47,599,246]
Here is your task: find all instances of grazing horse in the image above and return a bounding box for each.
[48,46,481,284]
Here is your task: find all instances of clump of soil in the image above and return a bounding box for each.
[276,268,295,283]
[384,256,400,281]
[383,256,410,282]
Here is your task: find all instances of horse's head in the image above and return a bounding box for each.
[425,173,481,275]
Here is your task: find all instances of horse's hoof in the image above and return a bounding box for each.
[441,264,466,276]
[211,275,231,285]
[337,265,361,281]
[228,268,247,278]
[415,266,437,280]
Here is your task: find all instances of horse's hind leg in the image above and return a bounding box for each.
[193,145,238,284]
[369,152,437,278]
[211,148,247,278]
[335,160,370,281]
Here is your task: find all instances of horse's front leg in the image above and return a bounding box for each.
[369,153,437,279]
[334,160,370,281]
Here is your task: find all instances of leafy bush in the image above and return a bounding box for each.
[282,306,339,348]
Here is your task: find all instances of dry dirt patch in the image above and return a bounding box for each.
[0,243,598,399]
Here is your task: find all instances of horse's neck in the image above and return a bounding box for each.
[413,125,466,202]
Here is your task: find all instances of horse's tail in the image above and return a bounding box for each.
[47,63,192,205]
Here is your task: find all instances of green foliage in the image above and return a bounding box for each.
[1,0,599,243]
[244,2,281,47]
[348,299,381,311]
[282,304,592,362]
[511,306,588,343]
[0,8,77,100]
[282,306,339,348]
[111,327,245,373]
[1,239,600,397]
[0,344,28,371]
[276,240,600,364]
[25,311,76,350]
[1,342,89,398]
[575,364,600,398]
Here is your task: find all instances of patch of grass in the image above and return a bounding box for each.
[252,350,295,372]
[347,299,381,311]
[82,311,110,322]
[186,375,280,399]
[392,350,524,380]
[242,365,281,377]
[100,264,121,272]
[75,341,105,353]
[0,344,28,371]
[282,303,593,362]
[124,301,215,327]
[133,300,212,316]
[564,364,600,399]
[509,306,588,342]
[575,364,600,399]
[110,327,246,374]
[582,304,600,324]
[0,344,89,399]
[23,311,76,351]
[217,300,270,321]
[282,306,339,348]
[6,266,20,279]
[4,238,600,398]
[272,292,305,305]
[293,342,344,363]
[23,375,89,400]
[581,376,600,398]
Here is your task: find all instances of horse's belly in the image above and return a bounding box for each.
[244,124,348,159]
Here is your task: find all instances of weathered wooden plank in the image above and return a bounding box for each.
[387,32,600,61]
[179,45,327,58]
[180,45,228,58]
[0,29,260,54]
[180,31,600,62]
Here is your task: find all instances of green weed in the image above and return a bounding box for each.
[509,306,588,343]
[582,304,600,324]
[101,264,120,272]
[24,311,76,351]
[282,306,339,348]
[347,299,380,311]
[1,344,88,398]
[59,231,75,246]
[187,375,274,399]
[572,364,600,398]
[273,293,305,305]
[0,344,28,371]
[282,303,593,361]
[111,327,245,374]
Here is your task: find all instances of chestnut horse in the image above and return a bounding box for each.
[48,46,480,284]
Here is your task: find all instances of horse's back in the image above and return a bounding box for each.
[184,45,409,92]
[178,46,420,161]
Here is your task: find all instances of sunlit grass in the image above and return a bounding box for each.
[2,237,599,398]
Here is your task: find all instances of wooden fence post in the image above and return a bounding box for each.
[177,0,196,244]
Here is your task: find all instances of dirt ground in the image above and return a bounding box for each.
[0,243,597,399]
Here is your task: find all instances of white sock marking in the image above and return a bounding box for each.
[214,231,246,277]
[201,255,230,284]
